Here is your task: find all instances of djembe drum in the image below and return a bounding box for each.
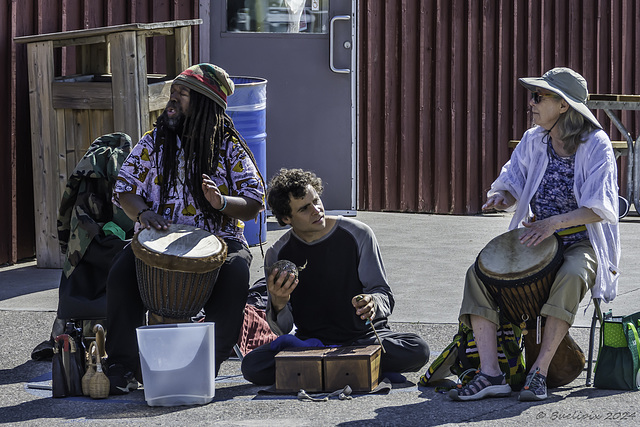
[475,228,585,387]
[132,224,227,325]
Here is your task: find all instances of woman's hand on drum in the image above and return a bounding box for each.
[202,174,225,210]
[267,267,298,313]
[482,191,515,211]
[352,294,375,322]
[520,217,556,247]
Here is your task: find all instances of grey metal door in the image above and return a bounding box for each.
[200,0,356,213]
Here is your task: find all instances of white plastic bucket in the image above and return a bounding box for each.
[136,322,215,406]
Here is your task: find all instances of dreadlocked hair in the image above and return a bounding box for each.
[155,90,264,229]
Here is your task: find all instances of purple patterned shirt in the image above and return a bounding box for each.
[531,143,589,246]
[114,128,264,245]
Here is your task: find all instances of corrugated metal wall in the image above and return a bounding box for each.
[2,0,199,265]
[359,0,640,214]
[3,0,640,264]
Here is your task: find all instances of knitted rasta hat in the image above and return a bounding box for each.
[173,63,234,109]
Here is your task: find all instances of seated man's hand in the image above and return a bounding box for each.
[267,267,298,313]
[352,294,375,322]
[139,210,171,230]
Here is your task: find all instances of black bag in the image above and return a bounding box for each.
[57,234,127,320]
[594,310,640,390]
[52,322,86,398]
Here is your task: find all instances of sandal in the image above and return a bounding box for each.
[449,370,511,401]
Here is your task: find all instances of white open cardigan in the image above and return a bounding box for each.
[488,125,621,303]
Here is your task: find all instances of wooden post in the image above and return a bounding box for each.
[109,31,144,143]
[136,32,150,135]
[26,41,64,267]
[170,26,192,76]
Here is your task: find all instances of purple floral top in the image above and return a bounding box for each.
[113,129,264,245]
[531,143,589,246]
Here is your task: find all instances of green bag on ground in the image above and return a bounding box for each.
[594,310,640,390]
[419,321,526,389]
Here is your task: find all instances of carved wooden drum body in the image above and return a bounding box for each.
[132,224,227,324]
[475,228,564,330]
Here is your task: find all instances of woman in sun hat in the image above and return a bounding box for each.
[449,67,620,402]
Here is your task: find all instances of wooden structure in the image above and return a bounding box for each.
[586,93,640,211]
[15,19,201,268]
[275,345,382,393]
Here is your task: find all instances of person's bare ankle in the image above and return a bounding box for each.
[532,366,548,377]
[481,367,502,377]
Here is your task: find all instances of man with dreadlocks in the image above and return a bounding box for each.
[104,63,265,395]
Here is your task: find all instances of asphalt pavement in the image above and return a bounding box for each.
[1,210,639,426]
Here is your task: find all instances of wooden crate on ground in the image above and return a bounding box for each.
[323,345,381,392]
[275,344,382,393]
[275,347,328,392]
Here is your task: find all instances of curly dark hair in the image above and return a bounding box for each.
[267,168,323,226]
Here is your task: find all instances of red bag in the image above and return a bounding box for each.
[236,304,278,356]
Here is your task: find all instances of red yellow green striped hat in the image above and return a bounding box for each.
[173,63,234,109]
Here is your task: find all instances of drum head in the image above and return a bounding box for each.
[132,224,227,273]
[476,228,560,281]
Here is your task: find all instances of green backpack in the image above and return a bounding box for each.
[419,321,526,389]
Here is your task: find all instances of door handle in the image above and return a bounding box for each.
[330,14,351,74]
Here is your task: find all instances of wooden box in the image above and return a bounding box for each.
[275,345,382,392]
[275,347,328,392]
[323,345,381,392]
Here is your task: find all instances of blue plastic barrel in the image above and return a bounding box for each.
[227,76,267,246]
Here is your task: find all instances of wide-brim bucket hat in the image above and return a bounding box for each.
[519,67,602,129]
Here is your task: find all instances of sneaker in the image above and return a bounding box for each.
[106,364,139,395]
[519,368,547,401]
[449,370,511,401]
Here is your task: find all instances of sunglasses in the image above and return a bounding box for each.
[531,91,560,104]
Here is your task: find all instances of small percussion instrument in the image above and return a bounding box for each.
[132,223,227,325]
[474,228,585,387]
[275,345,382,393]
[475,228,563,333]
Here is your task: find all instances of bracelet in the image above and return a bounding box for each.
[136,207,153,223]
[218,195,228,212]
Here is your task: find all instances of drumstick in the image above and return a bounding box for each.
[356,295,386,353]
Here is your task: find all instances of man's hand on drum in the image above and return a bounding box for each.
[139,210,171,230]
[119,193,169,230]
[520,216,556,247]
[352,294,375,322]
[202,174,225,210]
[482,191,515,212]
[267,267,298,313]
